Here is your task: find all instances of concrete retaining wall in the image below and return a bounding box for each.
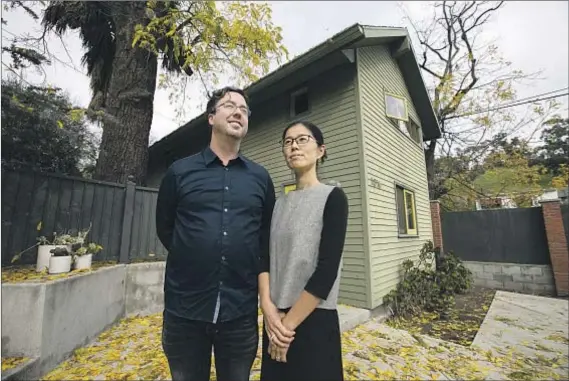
[1,261,165,380]
[1,283,45,358]
[464,261,556,295]
[40,266,126,374]
[125,262,165,316]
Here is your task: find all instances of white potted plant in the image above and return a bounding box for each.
[48,246,73,274]
[45,225,92,272]
[73,242,103,270]
[35,233,71,272]
[11,224,94,272]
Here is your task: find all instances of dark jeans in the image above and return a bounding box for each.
[162,310,258,381]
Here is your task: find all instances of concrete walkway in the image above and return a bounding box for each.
[472,291,569,379]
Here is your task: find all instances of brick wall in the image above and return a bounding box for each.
[430,200,443,252]
[542,200,569,296]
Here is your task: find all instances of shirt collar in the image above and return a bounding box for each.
[202,146,248,168]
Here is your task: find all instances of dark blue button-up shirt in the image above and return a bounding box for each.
[156,146,275,323]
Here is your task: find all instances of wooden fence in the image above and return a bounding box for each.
[1,169,167,265]
[441,206,551,265]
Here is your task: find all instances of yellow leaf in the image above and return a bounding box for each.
[56,120,64,129]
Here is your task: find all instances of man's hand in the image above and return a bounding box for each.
[261,299,295,348]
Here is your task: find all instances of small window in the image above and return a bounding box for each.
[396,119,422,145]
[290,88,309,117]
[385,93,409,122]
[408,120,422,145]
[396,186,417,236]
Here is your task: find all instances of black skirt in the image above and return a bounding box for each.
[260,307,344,381]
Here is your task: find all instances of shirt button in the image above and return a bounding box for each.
[224,208,228,212]
[220,281,223,286]
[222,256,226,261]
[223,231,227,236]
[224,167,228,171]
[225,186,229,191]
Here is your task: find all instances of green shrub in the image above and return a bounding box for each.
[383,241,473,318]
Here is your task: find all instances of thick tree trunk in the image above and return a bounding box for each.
[425,139,437,200]
[93,2,157,185]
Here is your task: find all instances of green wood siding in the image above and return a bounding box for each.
[356,45,433,308]
[241,63,369,307]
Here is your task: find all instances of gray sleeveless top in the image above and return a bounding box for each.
[269,183,341,310]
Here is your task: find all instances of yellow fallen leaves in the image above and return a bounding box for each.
[42,307,568,381]
[43,314,171,381]
[1,262,119,283]
[43,312,265,381]
[1,357,29,372]
[546,333,569,345]
[386,288,496,347]
[342,320,568,381]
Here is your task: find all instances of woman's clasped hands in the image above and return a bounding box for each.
[261,299,295,363]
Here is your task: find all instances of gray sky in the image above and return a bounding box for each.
[2,1,568,143]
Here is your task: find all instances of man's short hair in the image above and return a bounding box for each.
[206,86,249,115]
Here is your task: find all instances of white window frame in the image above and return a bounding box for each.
[395,185,418,236]
[385,93,409,122]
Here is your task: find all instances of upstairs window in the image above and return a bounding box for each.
[397,119,422,146]
[385,93,422,146]
[385,93,409,122]
[290,87,309,117]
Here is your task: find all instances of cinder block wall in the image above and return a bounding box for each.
[463,261,555,295]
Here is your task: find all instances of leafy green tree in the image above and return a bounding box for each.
[438,133,549,211]
[1,79,98,176]
[41,1,288,185]
[536,117,569,175]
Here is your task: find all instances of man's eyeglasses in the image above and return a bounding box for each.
[281,134,315,148]
[217,101,251,117]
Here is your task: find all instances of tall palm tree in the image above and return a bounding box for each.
[42,1,189,185]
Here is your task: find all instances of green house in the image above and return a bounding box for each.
[147,24,441,310]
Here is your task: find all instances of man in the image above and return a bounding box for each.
[156,87,275,381]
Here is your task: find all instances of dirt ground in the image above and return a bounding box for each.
[386,287,497,346]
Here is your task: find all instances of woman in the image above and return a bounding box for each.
[258,120,349,381]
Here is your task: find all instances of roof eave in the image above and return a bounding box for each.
[360,26,440,141]
[247,23,365,96]
[394,33,441,141]
[150,24,442,153]
[149,24,366,153]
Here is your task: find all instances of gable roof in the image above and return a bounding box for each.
[150,23,440,154]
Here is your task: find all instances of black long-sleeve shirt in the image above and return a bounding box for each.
[156,146,275,323]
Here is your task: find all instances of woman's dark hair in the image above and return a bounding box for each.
[206,86,249,114]
[282,120,328,164]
